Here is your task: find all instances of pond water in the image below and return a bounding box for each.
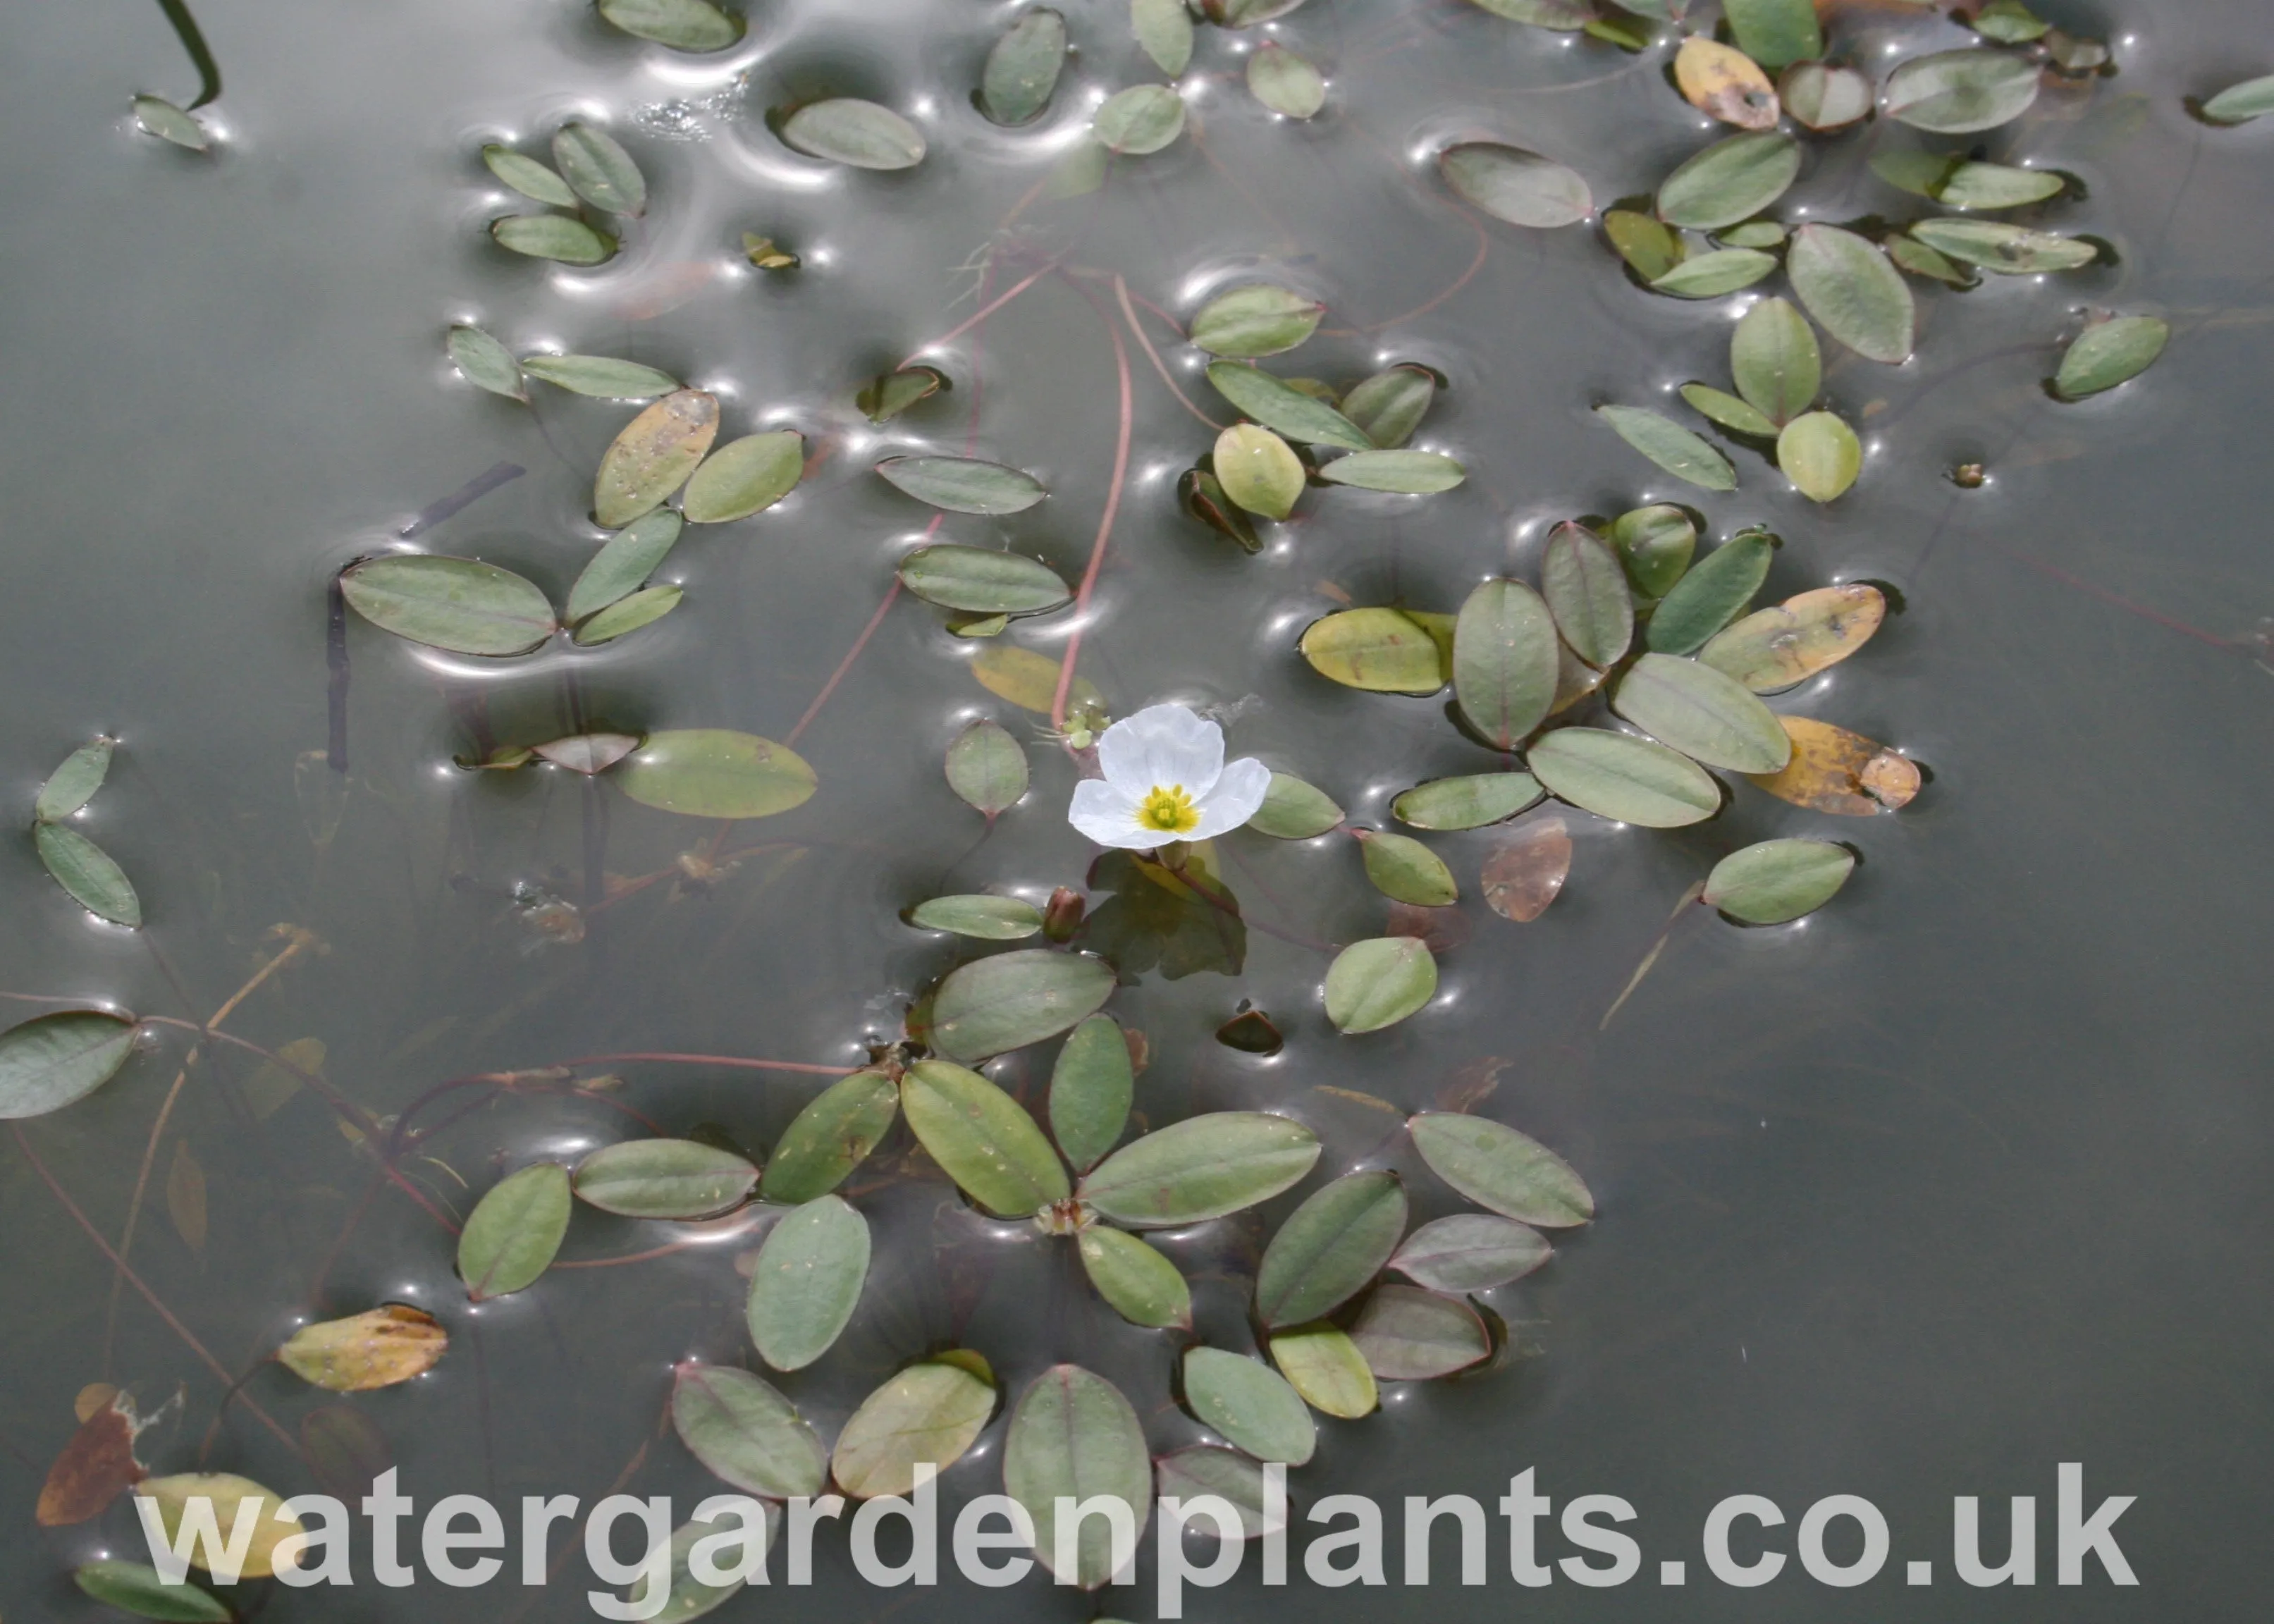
[4,0,2270,1619]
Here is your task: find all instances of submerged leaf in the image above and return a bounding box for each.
[1093,85,1186,154]
[1883,48,2041,133]
[1256,1171,1407,1327]
[1526,727,1720,827]
[745,1195,870,1372]
[277,1306,447,1393]
[2054,315,2169,400]
[595,390,721,527]
[1700,584,1885,691]
[1596,406,1736,491]
[981,8,1068,126]
[945,718,1029,815]
[1656,130,1800,232]
[971,644,1103,718]
[1408,1111,1592,1226]
[761,1069,900,1203]
[1391,1212,1551,1291]
[1081,1112,1320,1226]
[1439,143,1592,228]
[598,0,746,51]
[832,1360,996,1499]
[1004,1367,1152,1589]
[448,325,526,401]
[1788,224,1915,364]
[1248,44,1327,118]
[615,731,816,818]
[672,1362,827,1501]
[457,1163,571,1300]
[1482,816,1571,922]
[0,1011,138,1121]
[780,99,927,168]
[1050,1014,1133,1173]
[340,555,555,656]
[1189,284,1325,359]
[1349,1284,1492,1379]
[928,948,1118,1063]
[1078,1226,1192,1328]
[875,455,1046,515]
[1182,1348,1313,1464]
[574,1138,757,1219]
[36,825,141,927]
[1704,837,1855,923]
[1611,653,1790,773]
[1323,937,1437,1034]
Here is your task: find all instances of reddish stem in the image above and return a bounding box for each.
[1050,273,1136,733]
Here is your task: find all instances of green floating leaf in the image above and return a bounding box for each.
[875,455,1045,515]
[1182,1348,1313,1465]
[859,365,948,424]
[1910,216,2098,273]
[1453,578,1559,748]
[1681,384,1778,438]
[1356,829,1457,907]
[522,354,680,400]
[1704,837,1855,923]
[761,1069,899,1204]
[1700,583,1886,692]
[1093,85,1186,155]
[1647,529,1774,653]
[908,894,1045,940]
[1781,62,1872,131]
[945,718,1028,816]
[448,325,525,401]
[1050,1014,1132,1173]
[613,731,814,821]
[671,1362,828,1500]
[1542,522,1633,668]
[1723,0,1819,70]
[553,123,646,216]
[1299,608,1448,694]
[1971,0,2050,43]
[1206,362,1371,449]
[1788,224,1915,364]
[596,390,721,527]
[1883,48,2041,133]
[572,584,682,646]
[567,510,682,626]
[2202,73,2274,125]
[745,1195,870,1372]
[1649,248,1778,300]
[1611,505,1696,599]
[1605,209,1684,281]
[1731,296,1820,426]
[902,1058,1071,1213]
[491,214,617,266]
[1214,424,1307,521]
[903,547,1070,620]
[2054,315,2169,400]
[646,1515,766,1624]
[1778,411,1862,503]
[1525,727,1721,827]
[1341,364,1437,449]
[1270,1324,1377,1417]
[1656,130,1800,232]
[1005,1367,1153,1589]
[832,1360,997,1500]
[75,1561,231,1623]
[1132,0,1195,76]
[1256,1171,1407,1328]
[1391,1212,1551,1291]
[481,144,577,207]
[1249,772,1344,838]
[1596,405,1735,492]
[340,555,555,657]
[35,823,141,927]
[1189,284,1325,359]
[780,99,926,168]
[1408,1110,1593,1226]
[0,1010,137,1121]
[930,949,1117,1064]
[573,1138,757,1219]
[1719,219,1789,250]
[1323,937,1437,1035]
[1438,142,1592,228]
[132,96,209,151]
[1248,44,1326,119]
[1887,232,1979,286]
[36,738,115,824]
[981,8,1067,126]
[1391,773,1542,832]
[1611,653,1790,773]
[1318,449,1465,493]
[1078,1226,1192,1329]
[1081,1111,1320,1226]
[1871,152,2064,209]
[1155,1448,1277,1539]
[457,1163,571,1301]
[598,0,746,51]
[1349,1284,1492,1379]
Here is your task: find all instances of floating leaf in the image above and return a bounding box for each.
[1391,1212,1551,1291]
[908,894,1045,940]
[132,1478,302,1581]
[1356,830,1457,907]
[1910,216,2098,273]
[1214,424,1306,521]
[1318,449,1465,493]
[1078,1227,1192,1328]
[1649,248,1778,300]
[1391,773,1543,831]
[1611,505,1696,598]
[75,1561,231,1623]
[39,1394,146,1528]
[458,1163,570,1300]
[1250,772,1344,838]
[1596,406,1735,492]
[1248,44,1326,118]
[945,718,1028,816]
[1883,48,2041,133]
[340,555,555,656]
[37,737,116,825]
[1270,1325,1378,1417]
[1081,1112,1320,1226]
[1340,365,1437,448]
[1181,1349,1313,1465]
[598,0,746,51]
[1155,1449,1278,1539]
[898,546,1069,618]
[1189,285,1325,359]
[971,644,1104,719]
[1605,209,1684,281]
[595,390,720,527]
[1675,37,1778,130]
[0,1011,137,1120]
[1050,1014,1133,1173]
[1205,362,1372,449]
[1970,0,2049,42]
[1299,608,1448,694]
[1656,130,1799,232]
[903,1058,1070,1216]
[1777,411,1862,503]
[2202,73,2274,125]
[1466,0,1592,23]
[1871,152,2063,209]
[1647,529,1774,653]
[780,99,926,168]
[1526,727,1720,827]
[1781,62,1872,131]
[572,584,682,645]
[277,1305,447,1393]
[832,1360,996,1499]
[1682,383,1777,438]
[982,8,1067,126]
[1132,0,1195,75]
[491,214,617,265]
[875,455,1046,515]
[1704,837,1855,924]
[1408,1111,1593,1226]
[615,730,817,819]
[567,510,682,625]
[1730,297,1820,426]
[1723,0,1819,70]
[1482,816,1571,921]
[1700,584,1885,691]
[743,233,799,269]
[1719,220,1788,250]
[1540,522,1633,668]
[2054,315,2169,400]
[1255,1171,1407,1328]
[574,1139,757,1219]
[132,96,208,151]
[447,326,524,401]
[761,1069,899,1204]
[1093,85,1186,155]
[1005,1367,1153,1589]
[1323,937,1437,1034]
[746,1195,870,1372]
[644,1514,768,1624]
[1747,715,1920,814]
[1349,1285,1492,1379]
[36,825,140,926]
[1453,579,1559,748]
[1612,653,1790,773]
[1439,143,1592,228]
[1788,224,1915,364]
[481,144,576,207]
[522,354,680,400]
[1887,233,1977,286]
[858,365,948,423]
[553,123,646,216]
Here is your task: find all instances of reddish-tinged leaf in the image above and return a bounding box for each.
[1481,816,1572,923]
[37,1395,147,1526]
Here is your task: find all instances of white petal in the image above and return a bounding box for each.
[1068,778,1155,849]
[1096,703,1223,800]
[1184,756,1274,841]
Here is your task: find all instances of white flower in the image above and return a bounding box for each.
[1067,703,1271,850]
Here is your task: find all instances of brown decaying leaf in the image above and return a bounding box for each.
[1747,715,1921,814]
[166,1139,207,1255]
[1482,817,1573,923]
[1122,1026,1151,1076]
[37,1394,147,1526]
[277,1305,450,1393]
[1386,902,1471,953]
[1674,37,1780,130]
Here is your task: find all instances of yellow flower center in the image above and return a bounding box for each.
[1136,784,1200,835]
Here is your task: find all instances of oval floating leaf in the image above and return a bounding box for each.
[833,1360,997,1500]
[1542,522,1633,668]
[1391,1212,1551,1291]
[1341,364,1437,449]
[1682,384,1778,438]
[0,1011,137,1120]
[875,455,1045,515]
[901,1059,1071,1216]
[457,1163,570,1300]
[567,510,682,625]
[1650,248,1778,300]
[1453,579,1559,748]
[1595,405,1736,491]
[615,730,816,819]
[75,1561,231,1623]
[2054,315,2169,400]
[1093,85,1186,155]
[1050,1014,1133,1173]
[481,144,577,207]
[1270,1324,1377,1417]
[1189,284,1325,359]
[340,555,555,657]
[982,9,1067,126]
[1408,1111,1592,1226]
[1132,0,1195,75]
[1249,772,1344,838]
[1078,1226,1192,1329]
[1611,505,1697,599]
[761,1069,899,1204]
[908,894,1045,940]
[595,390,721,527]
[1081,1111,1320,1226]
[598,0,745,51]
[277,1305,446,1393]
[1356,830,1457,907]
[1883,47,2041,133]
[1724,0,1820,70]
[858,365,948,424]
[1439,142,1591,228]
[574,1138,757,1219]
[2203,73,2274,125]
[1676,37,1779,130]
[1206,362,1371,449]
[1349,1285,1492,1379]
[1318,449,1465,493]
[1248,44,1326,118]
[746,1195,870,1372]
[1525,727,1720,828]
[571,584,680,646]
[132,1478,301,1580]
[1181,1348,1313,1465]
[1323,937,1437,1035]
[944,718,1028,817]
[448,325,524,401]
[1605,209,1684,281]
[1646,529,1774,653]
[523,354,681,403]
[1657,130,1800,232]
[1700,584,1885,691]
[1612,653,1790,774]
[1910,216,2097,273]
[1004,1367,1153,1589]
[37,825,141,927]
[780,99,926,169]
[553,123,646,216]
[1299,608,1448,694]
[36,738,116,825]
[1155,1449,1278,1539]
[899,546,1069,616]
[1788,224,1915,364]
[491,214,616,266]
[1255,1171,1407,1328]
[1730,297,1820,426]
[1781,61,1873,131]
[1391,773,1542,832]
[1704,837,1855,924]
[1213,424,1306,521]
[1777,410,1862,503]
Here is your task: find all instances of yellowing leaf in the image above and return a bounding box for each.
[133,1475,304,1580]
[278,1305,449,1392]
[1675,38,1779,130]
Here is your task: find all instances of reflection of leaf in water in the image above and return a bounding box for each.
[166,1139,206,1255]
[1079,849,1245,980]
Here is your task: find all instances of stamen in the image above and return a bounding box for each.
[1136,784,1200,835]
